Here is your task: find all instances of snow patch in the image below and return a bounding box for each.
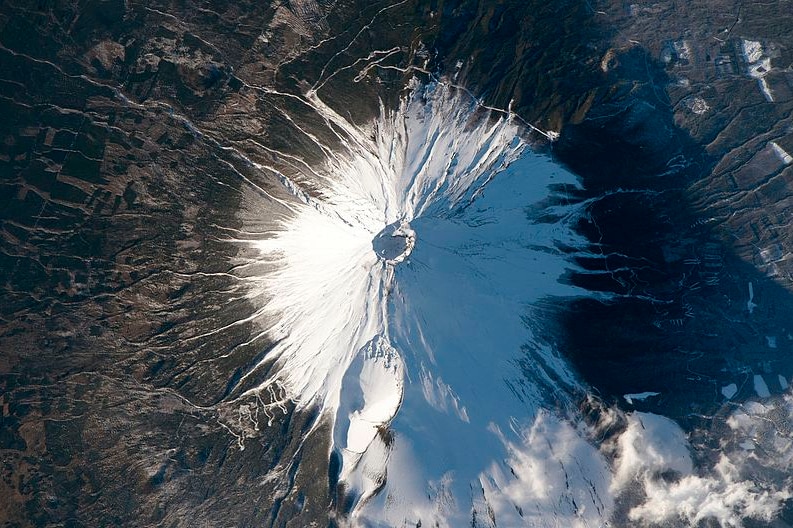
[722,383,738,399]
[686,96,710,115]
[742,40,764,64]
[754,374,771,398]
[623,391,660,404]
[742,39,775,101]
[335,336,404,507]
[771,141,793,165]
[747,281,757,314]
[337,336,403,455]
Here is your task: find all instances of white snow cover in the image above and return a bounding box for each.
[231,82,792,526]
[742,40,764,64]
[754,374,771,398]
[623,391,660,404]
[741,39,775,101]
[722,383,738,399]
[747,281,757,314]
[772,141,793,165]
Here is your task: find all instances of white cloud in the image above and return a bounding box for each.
[611,412,692,492]
[629,455,790,526]
[610,411,792,526]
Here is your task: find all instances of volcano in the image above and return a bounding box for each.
[3,1,793,527]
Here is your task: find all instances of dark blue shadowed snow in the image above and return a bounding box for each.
[378,154,609,525]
